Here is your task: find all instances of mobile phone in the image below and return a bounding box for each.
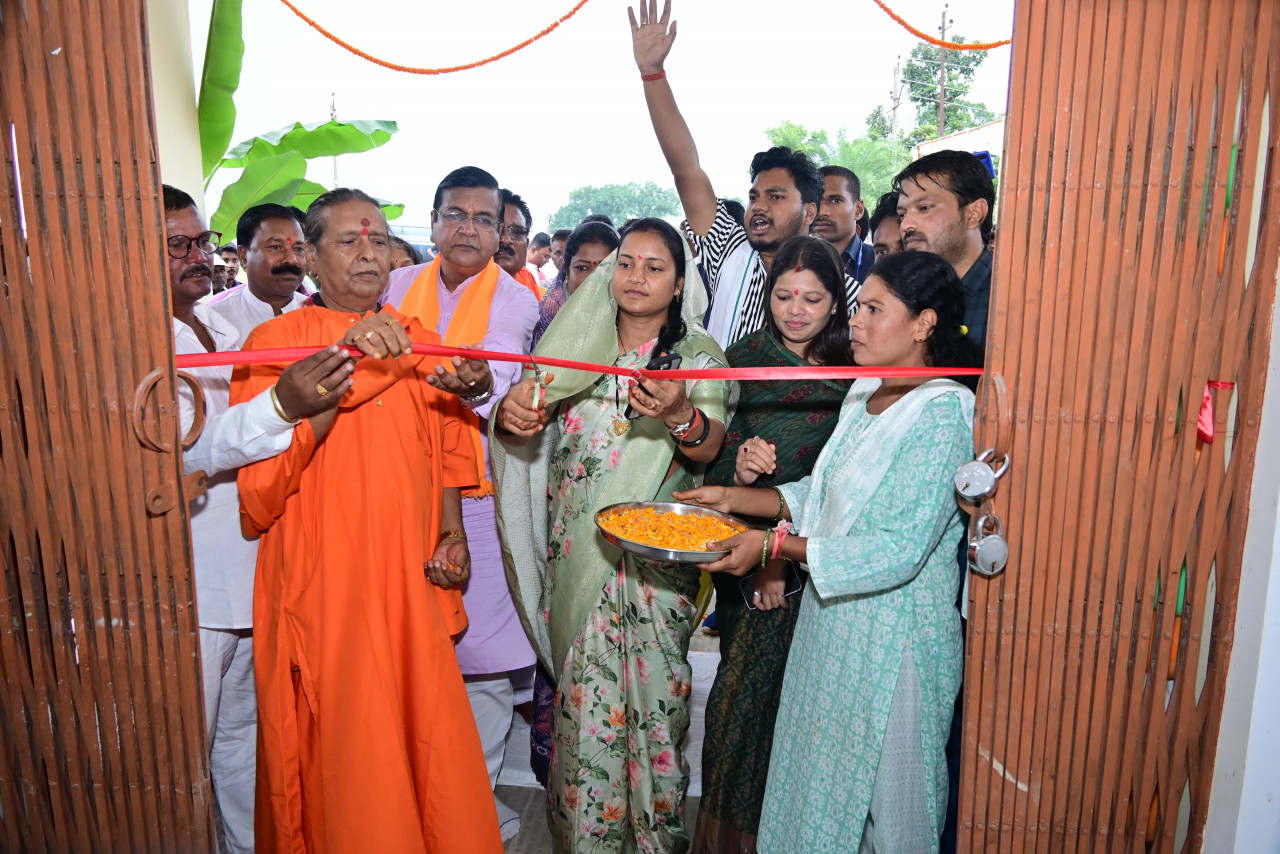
[740,561,806,609]
[624,353,683,420]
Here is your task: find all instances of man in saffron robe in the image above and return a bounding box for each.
[232,188,503,854]
[382,166,539,840]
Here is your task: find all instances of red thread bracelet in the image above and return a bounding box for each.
[640,70,666,82]
[770,523,789,559]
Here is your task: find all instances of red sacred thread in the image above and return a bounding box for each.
[174,341,984,382]
[276,0,593,75]
[871,0,1011,50]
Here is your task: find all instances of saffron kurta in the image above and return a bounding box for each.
[232,304,503,854]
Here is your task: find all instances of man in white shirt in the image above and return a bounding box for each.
[164,185,353,853]
[209,203,309,343]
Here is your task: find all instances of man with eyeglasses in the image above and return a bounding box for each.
[381,165,539,842]
[208,203,309,343]
[164,185,353,853]
[496,188,543,298]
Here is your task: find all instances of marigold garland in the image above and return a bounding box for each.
[276,0,593,74]
[871,0,1012,50]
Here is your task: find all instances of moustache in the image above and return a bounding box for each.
[495,245,515,256]
[181,264,212,280]
[271,263,305,277]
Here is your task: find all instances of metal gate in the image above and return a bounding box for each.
[961,0,1280,850]
[0,0,215,850]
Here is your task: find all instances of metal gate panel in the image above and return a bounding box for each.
[0,0,215,850]
[961,1,1280,851]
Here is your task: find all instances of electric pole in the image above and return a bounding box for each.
[937,5,952,137]
[890,56,905,136]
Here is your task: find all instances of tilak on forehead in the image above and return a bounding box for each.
[360,217,371,236]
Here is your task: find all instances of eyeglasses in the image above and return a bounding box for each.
[166,230,221,259]
[434,210,500,232]
[499,223,530,241]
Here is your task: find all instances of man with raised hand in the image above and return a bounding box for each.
[630,0,854,347]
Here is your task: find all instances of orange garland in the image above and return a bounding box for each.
[276,0,593,74]
[871,0,1011,50]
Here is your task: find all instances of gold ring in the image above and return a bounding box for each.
[363,331,377,340]
[384,319,394,327]
[316,383,329,396]
[467,380,477,387]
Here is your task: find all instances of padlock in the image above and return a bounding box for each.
[967,514,1009,577]
[954,449,1011,504]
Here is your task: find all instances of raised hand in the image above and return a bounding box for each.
[628,0,677,75]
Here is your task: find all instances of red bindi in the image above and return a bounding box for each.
[793,289,801,295]
[360,217,371,235]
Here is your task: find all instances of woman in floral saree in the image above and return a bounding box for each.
[493,219,731,854]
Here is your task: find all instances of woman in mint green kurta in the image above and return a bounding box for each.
[493,220,731,854]
[676,252,982,853]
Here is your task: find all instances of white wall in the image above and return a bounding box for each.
[146,0,205,208]
[1204,265,1280,851]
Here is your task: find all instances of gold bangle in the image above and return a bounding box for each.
[439,529,467,542]
[270,386,300,424]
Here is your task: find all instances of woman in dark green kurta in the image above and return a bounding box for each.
[692,237,855,854]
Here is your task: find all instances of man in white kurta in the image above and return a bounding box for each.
[209,203,309,343]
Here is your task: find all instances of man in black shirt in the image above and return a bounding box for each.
[893,150,996,352]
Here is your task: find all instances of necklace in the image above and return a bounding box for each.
[612,372,631,436]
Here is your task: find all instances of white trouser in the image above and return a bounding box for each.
[465,673,516,789]
[200,628,256,854]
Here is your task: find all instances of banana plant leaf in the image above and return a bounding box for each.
[197,0,245,183]
[210,152,307,238]
[286,179,405,221]
[220,120,398,169]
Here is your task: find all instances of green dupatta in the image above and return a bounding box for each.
[490,248,730,671]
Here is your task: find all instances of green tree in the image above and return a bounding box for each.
[901,36,999,137]
[549,182,681,230]
[866,105,894,142]
[763,118,911,202]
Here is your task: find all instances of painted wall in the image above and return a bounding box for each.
[1204,266,1280,850]
[146,0,205,209]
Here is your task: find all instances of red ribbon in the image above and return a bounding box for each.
[1197,380,1236,443]
[174,341,984,382]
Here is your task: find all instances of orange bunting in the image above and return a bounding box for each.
[276,0,593,75]
[600,508,740,553]
[871,0,1012,50]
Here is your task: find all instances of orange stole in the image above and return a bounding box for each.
[398,257,500,498]
[514,266,544,298]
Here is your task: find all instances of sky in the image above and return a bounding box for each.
[196,0,1015,233]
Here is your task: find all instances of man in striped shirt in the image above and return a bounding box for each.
[630,0,857,347]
